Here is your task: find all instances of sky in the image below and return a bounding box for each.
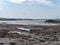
[0,0,60,19]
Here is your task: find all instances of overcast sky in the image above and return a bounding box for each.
[0,0,60,19]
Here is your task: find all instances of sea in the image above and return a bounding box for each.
[0,20,60,26]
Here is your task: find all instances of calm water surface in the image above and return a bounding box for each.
[0,20,60,26]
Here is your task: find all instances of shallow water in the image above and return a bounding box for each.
[0,20,60,26]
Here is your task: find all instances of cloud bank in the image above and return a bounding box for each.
[6,0,54,6]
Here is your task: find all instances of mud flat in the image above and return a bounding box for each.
[0,23,60,45]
